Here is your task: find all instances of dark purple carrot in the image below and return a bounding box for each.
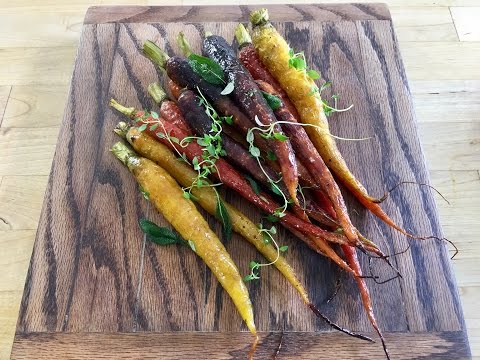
[202,34,299,205]
[143,40,272,156]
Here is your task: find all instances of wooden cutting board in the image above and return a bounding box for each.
[10,4,471,359]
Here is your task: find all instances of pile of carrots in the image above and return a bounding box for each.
[108,8,441,359]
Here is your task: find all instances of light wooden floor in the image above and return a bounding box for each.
[0,1,479,359]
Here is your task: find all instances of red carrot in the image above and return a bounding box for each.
[109,99,366,276]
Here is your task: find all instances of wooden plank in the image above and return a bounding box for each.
[0,47,76,86]
[390,6,458,41]
[0,230,36,360]
[83,4,391,24]
[411,80,480,123]
[0,86,11,126]
[400,41,480,80]
[419,122,480,171]
[451,7,480,41]
[0,176,48,231]
[10,331,471,360]
[1,85,68,128]
[356,19,463,332]
[0,127,59,176]
[0,11,84,48]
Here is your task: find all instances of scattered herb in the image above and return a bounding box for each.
[139,186,150,200]
[139,219,187,246]
[261,91,282,111]
[216,197,232,241]
[279,245,289,252]
[220,81,235,95]
[245,175,261,195]
[188,53,225,85]
[266,150,277,161]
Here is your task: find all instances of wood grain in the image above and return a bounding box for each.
[84,4,392,24]
[10,331,471,359]
[11,4,470,359]
[2,85,68,128]
[0,127,59,176]
[451,7,480,41]
[0,176,48,230]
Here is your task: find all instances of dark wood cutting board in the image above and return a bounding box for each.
[11,4,471,359]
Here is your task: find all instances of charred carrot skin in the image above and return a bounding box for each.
[110,142,257,338]
[203,34,299,205]
[256,79,359,246]
[166,57,272,152]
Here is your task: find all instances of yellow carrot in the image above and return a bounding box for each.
[110,141,257,346]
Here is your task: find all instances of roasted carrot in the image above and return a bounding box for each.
[342,245,390,359]
[109,99,365,274]
[203,34,299,205]
[110,141,258,356]
[256,79,359,247]
[249,9,408,239]
[143,40,272,155]
[148,82,192,134]
[236,23,300,121]
[116,124,372,342]
[167,77,182,100]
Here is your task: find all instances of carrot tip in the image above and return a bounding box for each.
[307,303,375,343]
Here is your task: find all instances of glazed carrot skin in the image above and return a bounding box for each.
[110,142,257,337]
[236,23,301,122]
[109,100,365,275]
[256,79,359,246]
[116,125,311,306]
[165,56,272,152]
[148,82,192,134]
[203,34,299,205]
[249,9,407,238]
[177,89,336,227]
[167,78,182,100]
[117,126,375,342]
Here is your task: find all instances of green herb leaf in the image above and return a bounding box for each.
[279,245,289,252]
[271,183,282,196]
[139,219,187,246]
[249,146,261,157]
[273,132,288,141]
[188,240,196,252]
[266,150,277,161]
[150,111,159,119]
[306,69,320,80]
[216,197,232,242]
[139,186,150,200]
[320,81,331,92]
[183,191,191,200]
[138,123,147,132]
[245,175,261,195]
[223,116,233,125]
[149,123,159,131]
[188,54,225,85]
[192,156,200,170]
[243,274,260,282]
[220,81,235,95]
[246,129,255,143]
[261,91,282,111]
[249,261,259,270]
[266,214,280,223]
